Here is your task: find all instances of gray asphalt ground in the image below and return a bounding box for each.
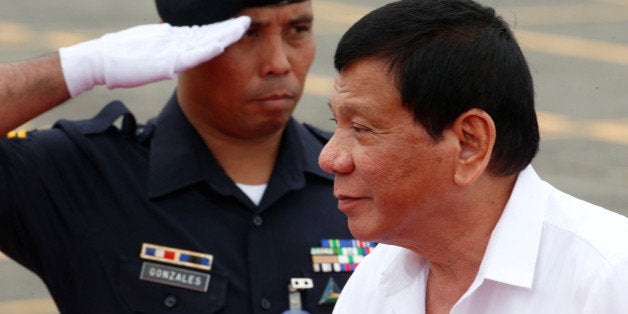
[1,0,627,312]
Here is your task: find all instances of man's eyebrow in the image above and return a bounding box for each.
[290,15,313,25]
[328,100,363,118]
[251,13,314,26]
[249,14,313,28]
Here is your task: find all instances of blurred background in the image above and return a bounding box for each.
[1,0,627,312]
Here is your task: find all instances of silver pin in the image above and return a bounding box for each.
[290,278,314,290]
[285,278,314,314]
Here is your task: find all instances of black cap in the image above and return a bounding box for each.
[156,0,307,26]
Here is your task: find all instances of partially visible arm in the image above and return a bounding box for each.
[0,53,70,135]
[0,16,250,136]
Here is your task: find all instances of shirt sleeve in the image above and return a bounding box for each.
[583,253,628,313]
[0,134,45,267]
[0,130,81,272]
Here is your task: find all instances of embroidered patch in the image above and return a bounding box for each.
[140,243,213,271]
[140,261,210,292]
[318,277,341,305]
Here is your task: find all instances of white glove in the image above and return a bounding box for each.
[59,16,251,97]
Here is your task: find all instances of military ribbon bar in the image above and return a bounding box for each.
[311,239,377,273]
[140,243,213,271]
[320,239,377,248]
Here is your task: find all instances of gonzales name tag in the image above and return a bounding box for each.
[140,261,210,292]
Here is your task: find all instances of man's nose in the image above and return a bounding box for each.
[260,36,291,77]
[319,134,355,175]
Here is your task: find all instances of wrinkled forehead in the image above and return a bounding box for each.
[156,0,309,26]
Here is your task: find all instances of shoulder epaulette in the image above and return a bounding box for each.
[6,129,30,139]
[303,123,333,144]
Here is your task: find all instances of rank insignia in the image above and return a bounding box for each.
[318,277,341,305]
[140,243,213,271]
[6,130,29,139]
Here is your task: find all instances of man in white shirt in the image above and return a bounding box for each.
[318,0,628,313]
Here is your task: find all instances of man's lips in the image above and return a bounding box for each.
[254,90,295,101]
[259,93,292,100]
[336,194,366,211]
[253,93,295,107]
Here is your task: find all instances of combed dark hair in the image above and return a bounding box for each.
[334,0,539,176]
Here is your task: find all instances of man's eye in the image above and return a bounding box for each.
[287,23,312,37]
[294,24,311,33]
[329,118,338,125]
[351,123,369,134]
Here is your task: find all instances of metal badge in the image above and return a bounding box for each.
[284,278,314,314]
[290,278,314,290]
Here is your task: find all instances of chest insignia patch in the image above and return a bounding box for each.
[140,261,210,292]
[140,243,213,271]
[318,277,342,305]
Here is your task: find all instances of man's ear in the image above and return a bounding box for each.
[451,108,496,186]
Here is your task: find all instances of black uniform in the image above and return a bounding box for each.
[0,95,352,313]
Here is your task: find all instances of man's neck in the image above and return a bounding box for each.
[199,129,283,184]
[179,103,285,185]
[424,237,489,314]
[415,175,518,314]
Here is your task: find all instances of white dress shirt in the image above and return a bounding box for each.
[333,166,628,314]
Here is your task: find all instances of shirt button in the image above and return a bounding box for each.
[252,215,263,226]
[164,295,177,308]
[260,298,271,310]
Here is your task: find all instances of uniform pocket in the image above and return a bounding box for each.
[116,256,228,313]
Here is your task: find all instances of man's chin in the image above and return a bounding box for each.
[347,221,379,244]
[242,118,289,139]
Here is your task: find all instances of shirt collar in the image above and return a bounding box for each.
[473,165,548,290]
[380,245,428,296]
[147,93,224,198]
[147,93,333,199]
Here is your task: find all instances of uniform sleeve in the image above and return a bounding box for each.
[0,134,44,267]
[0,130,80,272]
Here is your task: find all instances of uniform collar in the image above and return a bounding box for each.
[147,93,226,199]
[147,93,333,201]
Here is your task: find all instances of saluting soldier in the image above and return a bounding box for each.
[0,1,365,313]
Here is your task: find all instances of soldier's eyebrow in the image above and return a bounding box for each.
[249,13,313,28]
[289,15,313,25]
